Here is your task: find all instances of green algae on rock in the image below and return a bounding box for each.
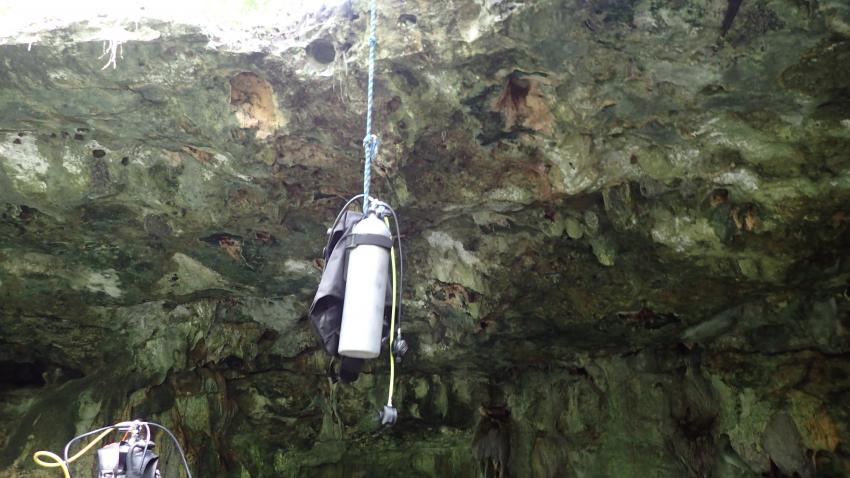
[1,0,850,476]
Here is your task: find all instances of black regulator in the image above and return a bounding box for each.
[33,420,191,478]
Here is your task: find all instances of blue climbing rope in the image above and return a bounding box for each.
[362,0,379,213]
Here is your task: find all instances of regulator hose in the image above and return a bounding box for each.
[33,427,115,478]
[324,194,365,256]
[385,214,398,407]
[149,422,193,478]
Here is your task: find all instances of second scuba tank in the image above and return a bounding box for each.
[338,212,391,359]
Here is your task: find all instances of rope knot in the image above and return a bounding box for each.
[363,133,380,159]
[362,133,379,213]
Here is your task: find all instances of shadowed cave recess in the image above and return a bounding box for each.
[1,0,850,476]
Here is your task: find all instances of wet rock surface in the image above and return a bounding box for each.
[0,0,849,476]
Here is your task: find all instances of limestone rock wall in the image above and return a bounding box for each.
[1,0,849,476]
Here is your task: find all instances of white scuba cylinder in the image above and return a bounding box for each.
[338,212,391,359]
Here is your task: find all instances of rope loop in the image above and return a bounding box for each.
[362,134,380,212]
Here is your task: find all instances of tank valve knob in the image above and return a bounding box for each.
[392,337,409,361]
[379,405,398,426]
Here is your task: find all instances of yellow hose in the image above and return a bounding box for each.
[384,216,397,406]
[33,428,115,478]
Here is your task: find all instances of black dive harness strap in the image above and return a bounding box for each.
[345,233,393,250]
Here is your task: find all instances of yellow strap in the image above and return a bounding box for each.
[384,216,397,406]
[33,428,115,478]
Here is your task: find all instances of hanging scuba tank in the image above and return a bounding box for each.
[308,196,408,425]
[337,211,392,359]
[309,206,393,382]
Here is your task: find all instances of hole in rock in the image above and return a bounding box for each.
[492,73,554,134]
[0,362,47,389]
[0,361,83,390]
[92,149,106,158]
[387,96,402,113]
[258,329,279,346]
[399,13,417,25]
[229,72,282,140]
[306,38,336,64]
[18,205,36,222]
